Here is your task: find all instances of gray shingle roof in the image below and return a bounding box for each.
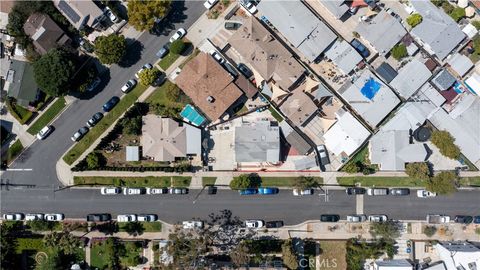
[431,69,456,90]
[234,124,280,162]
[390,59,432,99]
[324,40,362,74]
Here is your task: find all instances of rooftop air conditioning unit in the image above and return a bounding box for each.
[207,96,215,103]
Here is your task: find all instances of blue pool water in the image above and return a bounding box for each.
[360,77,381,100]
[180,104,206,126]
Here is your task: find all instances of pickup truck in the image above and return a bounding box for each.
[427,214,450,224]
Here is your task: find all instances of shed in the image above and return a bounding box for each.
[375,63,398,83]
[126,146,140,161]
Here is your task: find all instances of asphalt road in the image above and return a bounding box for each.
[1,1,205,188]
[1,188,478,224]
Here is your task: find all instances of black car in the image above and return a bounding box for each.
[87,213,111,222]
[224,21,242,30]
[87,112,104,127]
[207,186,217,195]
[102,96,120,112]
[320,214,340,222]
[152,73,167,87]
[156,43,170,59]
[454,215,473,224]
[351,38,370,58]
[237,63,253,78]
[474,216,480,224]
[345,187,366,195]
[390,188,410,196]
[266,221,284,228]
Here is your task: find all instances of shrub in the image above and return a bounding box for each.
[423,226,437,237]
[472,21,480,30]
[406,13,422,27]
[426,171,457,195]
[449,7,465,22]
[229,174,261,190]
[170,39,185,55]
[431,130,461,159]
[442,2,454,14]
[343,162,360,174]
[405,162,430,181]
[138,68,161,86]
[391,44,408,60]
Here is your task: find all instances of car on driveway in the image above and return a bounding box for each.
[204,0,218,9]
[320,214,340,222]
[368,215,388,222]
[351,38,370,58]
[105,7,119,23]
[121,79,137,93]
[266,221,284,228]
[117,214,137,222]
[417,189,436,198]
[245,220,264,228]
[146,187,168,195]
[156,44,170,59]
[71,126,89,142]
[293,188,314,196]
[454,215,473,224]
[101,187,122,195]
[366,188,388,196]
[25,213,44,221]
[87,112,104,127]
[37,125,53,140]
[237,63,253,78]
[45,214,64,221]
[169,187,188,194]
[87,213,111,222]
[345,187,365,195]
[3,213,24,221]
[225,21,242,30]
[347,215,367,223]
[317,144,330,165]
[123,187,146,195]
[209,50,226,65]
[138,214,158,222]
[390,188,410,196]
[258,187,279,195]
[103,96,120,112]
[183,221,204,229]
[169,28,187,43]
[239,188,258,195]
[135,64,153,79]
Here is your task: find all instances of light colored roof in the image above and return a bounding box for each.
[324,40,362,74]
[390,59,432,99]
[234,123,280,163]
[419,83,446,107]
[338,69,400,127]
[447,53,474,77]
[228,18,305,91]
[126,146,139,162]
[53,0,104,30]
[355,10,407,54]
[374,259,413,270]
[141,116,201,162]
[319,0,349,19]
[324,110,370,156]
[436,242,480,270]
[465,72,480,95]
[462,23,479,39]
[410,0,465,60]
[292,156,318,170]
[176,52,243,120]
[280,90,318,127]
[257,0,337,62]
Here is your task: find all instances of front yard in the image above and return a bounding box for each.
[73,176,175,187]
[90,239,143,269]
[318,241,347,270]
[336,176,424,187]
[27,97,66,135]
[3,139,24,164]
[260,177,323,187]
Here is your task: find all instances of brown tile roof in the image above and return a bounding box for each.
[228,17,305,91]
[234,75,257,99]
[176,52,243,120]
[0,1,15,13]
[23,13,71,55]
[280,88,318,127]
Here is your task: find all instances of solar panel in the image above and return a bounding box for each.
[58,0,80,23]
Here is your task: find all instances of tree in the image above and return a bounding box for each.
[94,34,126,64]
[138,68,161,86]
[472,20,480,30]
[431,130,461,159]
[423,226,437,237]
[406,13,422,27]
[293,176,318,190]
[150,103,181,117]
[442,2,454,14]
[170,39,185,55]
[369,220,400,240]
[167,226,209,268]
[43,232,82,255]
[229,174,261,189]
[33,49,75,96]
[37,249,62,270]
[449,7,465,22]
[426,171,457,195]
[86,152,100,169]
[405,162,430,181]
[104,238,124,269]
[230,242,250,267]
[120,116,142,135]
[282,239,298,270]
[128,0,172,31]
[122,222,145,236]
[391,44,407,60]
[1,222,23,269]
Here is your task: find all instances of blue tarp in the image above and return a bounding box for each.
[360,77,381,100]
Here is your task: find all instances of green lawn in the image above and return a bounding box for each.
[171,176,191,187]
[91,240,142,268]
[4,140,24,163]
[158,52,180,70]
[459,177,480,187]
[74,176,172,187]
[90,241,108,269]
[145,80,188,110]
[336,176,424,187]
[268,106,284,122]
[7,100,33,125]
[202,177,217,186]
[63,84,148,165]
[119,222,162,233]
[27,97,66,135]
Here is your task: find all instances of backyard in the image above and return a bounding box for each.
[90,239,143,269]
[27,97,66,135]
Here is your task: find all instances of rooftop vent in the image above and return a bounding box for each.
[207,96,215,103]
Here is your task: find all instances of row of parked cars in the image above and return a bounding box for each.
[345,187,436,197]
[2,213,64,221]
[100,187,189,195]
[427,214,480,224]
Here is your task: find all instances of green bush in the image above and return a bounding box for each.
[423,226,437,237]
[405,162,430,181]
[406,13,422,27]
[442,2,454,14]
[230,174,261,190]
[391,44,407,60]
[170,39,185,55]
[449,7,465,22]
[5,140,24,163]
[472,21,480,30]
[16,237,44,253]
[431,130,461,159]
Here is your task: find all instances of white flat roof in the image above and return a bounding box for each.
[324,110,370,156]
[390,59,432,99]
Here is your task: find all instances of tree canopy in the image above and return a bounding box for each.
[431,130,461,159]
[138,68,161,86]
[391,44,407,60]
[406,13,422,28]
[127,0,172,31]
[33,49,75,96]
[170,39,185,55]
[405,162,430,181]
[426,171,458,195]
[282,239,298,270]
[369,220,400,240]
[229,174,261,189]
[95,34,127,64]
[293,176,319,190]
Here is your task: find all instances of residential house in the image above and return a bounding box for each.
[446,53,474,77]
[176,52,243,121]
[234,121,280,163]
[410,0,466,60]
[256,0,337,62]
[465,72,480,95]
[141,116,201,162]
[431,69,456,91]
[228,18,305,92]
[373,259,413,270]
[279,121,312,155]
[23,13,71,55]
[355,10,407,55]
[319,0,349,19]
[0,1,14,29]
[435,241,480,270]
[390,59,432,99]
[280,90,318,127]
[324,40,363,74]
[53,0,105,31]
[375,62,398,83]
[5,60,39,107]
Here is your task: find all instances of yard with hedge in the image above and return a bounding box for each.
[73,176,175,187]
[27,97,66,135]
[3,139,24,164]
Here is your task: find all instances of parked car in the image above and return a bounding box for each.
[317,144,330,165]
[417,189,436,198]
[320,214,340,222]
[390,188,410,196]
[368,215,388,222]
[209,50,225,65]
[366,188,389,196]
[241,0,257,14]
[152,72,167,87]
[123,187,146,195]
[427,214,450,224]
[138,214,158,222]
[169,187,188,194]
[183,221,204,229]
[135,64,153,79]
[101,187,122,195]
[224,63,238,77]
[25,213,44,221]
[207,186,217,195]
[345,187,365,195]
[105,7,119,23]
[87,213,111,222]
[121,79,137,93]
[2,213,24,221]
[71,126,89,142]
[351,38,370,58]
[237,63,253,78]
[258,187,279,195]
[117,214,137,222]
[347,215,367,223]
[87,112,104,127]
[474,216,480,224]
[37,125,53,140]
[245,220,264,228]
[102,96,120,112]
[265,221,284,228]
[45,214,64,221]
[146,187,169,195]
[86,77,101,92]
[454,215,473,224]
[156,44,170,59]
[224,21,242,30]
[203,0,218,9]
[239,188,258,195]
[169,28,187,43]
[293,188,314,196]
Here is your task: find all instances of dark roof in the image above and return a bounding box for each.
[375,62,398,83]
[57,0,81,23]
[234,75,257,99]
[440,87,458,104]
[23,13,71,55]
[432,69,456,91]
[6,60,39,107]
[424,59,437,72]
[279,121,312,155]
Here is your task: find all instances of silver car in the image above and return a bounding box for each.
[138,214,158,222]
[123,187,146,195]
[2,213,24,221]
[368,215,388,222]
[347,215,367,223]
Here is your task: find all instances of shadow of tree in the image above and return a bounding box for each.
[150,0,188,36]
[118,39,144,68]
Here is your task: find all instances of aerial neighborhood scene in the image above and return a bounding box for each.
[2,0,480,269]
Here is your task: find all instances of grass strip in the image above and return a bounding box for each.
[336,176,424,187]
[4,140,24,163]
[27,97,66,135]
[74,176,171,187]
[158,52,180,70]
[202,177,217,186]
[171,176,191,187]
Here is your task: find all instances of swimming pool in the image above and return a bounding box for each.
[360,77,381,100]
[180,104,206,126]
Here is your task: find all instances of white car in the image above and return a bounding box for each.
[292,188,314,196]
[368,215,388,222]
[121,79,137,93]
[25,213,44,221]
[138,214,158,222]
[243,2,257,14]
[245,220,264,228]
[117,214,137,222]
[123,187,145,195]
[169,28,187,43]
[203,0,218,9]
[427,214,450,224]
[101,187,122,195]
[2,213,24,221]
[146,187,169,195]
[183,221,204,229]
[105,7,119,23]
[417,189,437,198]
[347,215,367,223]
[45,214,64,221]
[135,64,153,79]
[37,126,53,140]
[209,50,225,64]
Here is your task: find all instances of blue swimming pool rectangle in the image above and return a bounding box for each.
[181,104,206,126]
